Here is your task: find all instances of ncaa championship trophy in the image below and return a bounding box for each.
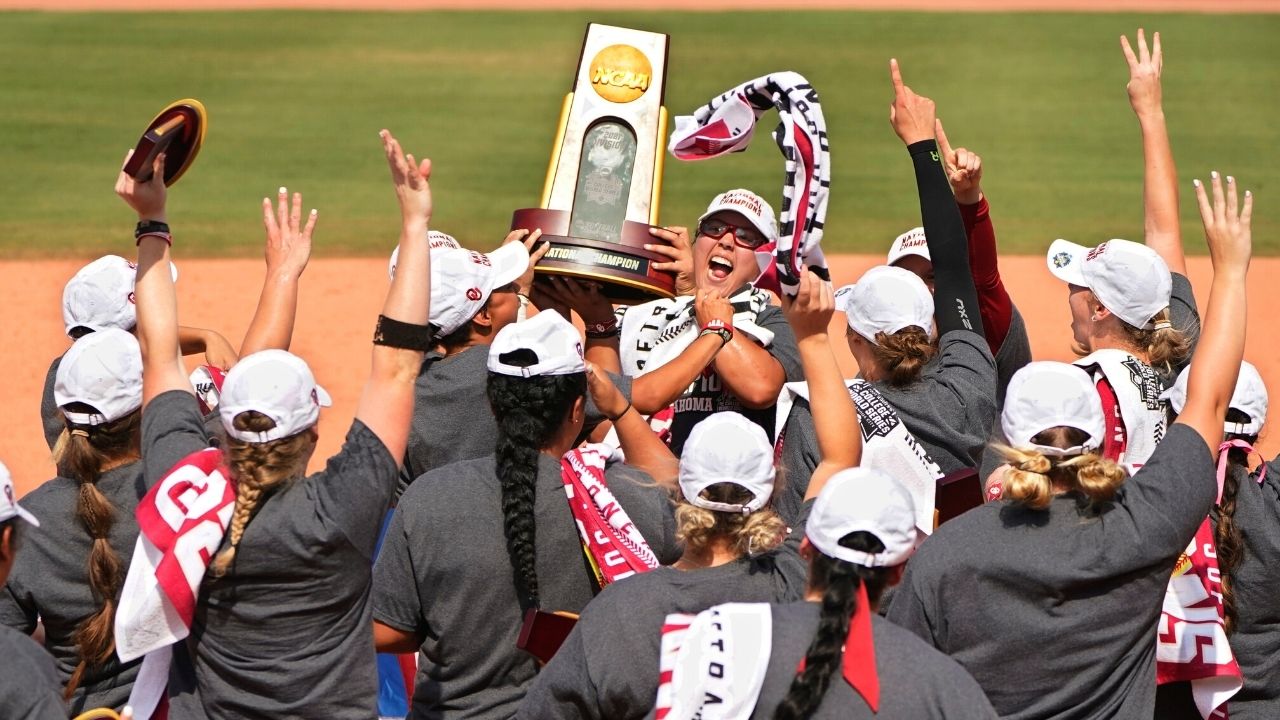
[511,23,674,302]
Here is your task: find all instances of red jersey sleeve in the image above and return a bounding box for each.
[960,196,1013,353]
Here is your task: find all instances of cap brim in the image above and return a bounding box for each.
[1046,239,1088,287]
[15,506,40,528]
[488,240,531,289]
[833,284,856,314]
[123,99,207,187]
[314,384,333,408]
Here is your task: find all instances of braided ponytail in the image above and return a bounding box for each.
[871,326,936,387]
[1216,410,1255,636]
[50,407,140,700]
[210,411,314,576]
[774,532,893,720]
[487,365,586,610]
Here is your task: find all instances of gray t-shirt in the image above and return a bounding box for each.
[142,390,400,719]
[886,423,1214,720]
[744,603,998,720]
[1213,460,1280,719]
[400,346,496,497]
[0,464,147,715]
[875,329,997,475]
[0,623,65,719]
[664,304,804,456]
[978,307,1033,480]
[40,355,63,450]
[517,502,812,720]
[374,453,679,720]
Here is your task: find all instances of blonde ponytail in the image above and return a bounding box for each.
[675,483,786,558]
[1126,308,1192,372]
[995,426,1127,510]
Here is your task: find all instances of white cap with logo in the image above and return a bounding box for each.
[698,189,779,244]
[387,230,464,279]
[55,328,144,426]
[1046,238,1171,330]
[218,350,332,443]
[1001,361,1105,457]
[886,227,930,267]
[487,310,585,378]
[0,461,39,527]
[678,412,775,514]
[1164,361,1268,436]
[62,255,178,336]
[427,243,529,338]
[806,467,917,567]
[834,265,935,344]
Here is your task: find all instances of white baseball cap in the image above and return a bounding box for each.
[678,412,775,514]
[487,310,585,378]
[426,243,529,338]
[386,230,463,279]
[0,461,39,527]
[62,255,178,336]
[1001,362,1105,457]
[218,350,332,443]
[806,467,917,567]
[886,227,930,267]
[834,265,935,343]
[1046,239,1172,330]
[1164,361,1268,436]
[697,189,779,244]
[54,328,144,426]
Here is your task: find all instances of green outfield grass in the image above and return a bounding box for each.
[0,10,1277,257]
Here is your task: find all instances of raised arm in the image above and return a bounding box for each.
[177,326,238,368]
[356,131,434,462]
[1123,29,1186,276]
[586,362,678,488]
[239,187,317,356]
[1178,173,1251,448]
[937,119,1012,352]
[783,270,860,501]
[890,59,985,340]
[118,152,190,407]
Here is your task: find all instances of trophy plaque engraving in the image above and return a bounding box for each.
[511,23,674,303]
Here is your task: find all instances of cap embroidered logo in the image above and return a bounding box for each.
[1086,243,1108,261]
[466,288,482,301]
[1052,252,1072,269]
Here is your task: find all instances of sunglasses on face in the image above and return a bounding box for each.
[698,218,768,250]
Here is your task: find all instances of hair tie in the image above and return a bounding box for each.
[70,429,90,438]
[1152,321,1173,330]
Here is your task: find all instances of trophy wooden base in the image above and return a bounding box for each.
[512,208,675,303]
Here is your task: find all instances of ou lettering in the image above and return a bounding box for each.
[156,465,232,533]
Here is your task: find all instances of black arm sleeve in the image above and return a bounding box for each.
[908,139,985,339]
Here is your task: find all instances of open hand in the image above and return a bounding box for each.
[380,129,432,224]
[889,58,937,146]
[115,150,168,221]
[646,225,696,295]
[262,186,316,279]
[935,119,983,205]
[1194,172,1252,274]
[538,276,614,326]
[1121,29,1163,118]
[781,268,835,340]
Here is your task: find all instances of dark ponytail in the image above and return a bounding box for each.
[773,532,894,720]
[486,363,586,610]
[1216,409,1254,636]
[50,405,141,700]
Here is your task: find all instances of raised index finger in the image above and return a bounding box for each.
[935,119,955,161]
[890,58,905,96]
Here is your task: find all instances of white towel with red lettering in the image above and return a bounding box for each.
[115,447,236,720]
[668,72,830,296]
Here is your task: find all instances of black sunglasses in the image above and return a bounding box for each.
[698,218,768,250]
